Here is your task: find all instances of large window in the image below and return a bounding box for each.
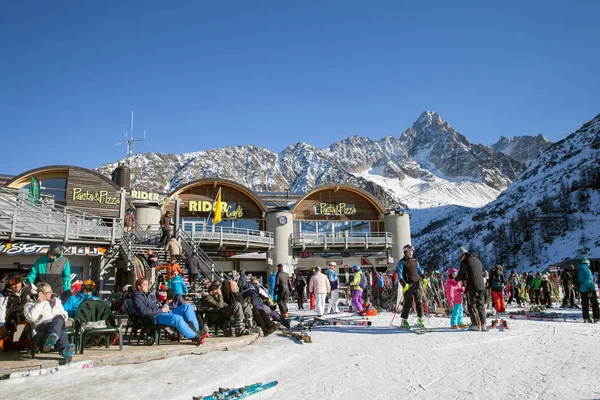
[22,177,68,204]
[293,220,374,235]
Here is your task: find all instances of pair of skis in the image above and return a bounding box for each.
[314,317,372,326]
[195,381,278,400]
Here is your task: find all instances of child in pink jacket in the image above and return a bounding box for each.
[446,268,466,329]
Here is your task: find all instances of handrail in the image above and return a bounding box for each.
[289,231,393,249]
[178,229,227,282]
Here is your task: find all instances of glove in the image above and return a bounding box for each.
[60,289,72,302]
[403,284,410,294]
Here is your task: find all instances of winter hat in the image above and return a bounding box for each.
[403,244,415,253]
[448,268,458,275]
[542,274,548,280]
[277,264,284,270]
[457,247,469,258]
[581,257,590,264]
[328,261,337,269]
[352,265,360,271]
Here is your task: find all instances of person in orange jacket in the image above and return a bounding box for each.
[155,258,183,287]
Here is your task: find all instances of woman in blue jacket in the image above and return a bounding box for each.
[169,270,188,297]
[577,258,599,323]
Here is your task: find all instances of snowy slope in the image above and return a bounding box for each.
[415,114,600,271]
[6,306,600,400]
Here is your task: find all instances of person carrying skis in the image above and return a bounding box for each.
[577,257,599,323]
[456,247,487,331]
[489,264,506,313]
[397,244,425,329]
[326,262,340,313]
[445,268,466,329]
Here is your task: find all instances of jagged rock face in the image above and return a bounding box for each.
[414,113,600,271]
[399,111,526,190]
[96,111,527,209]
[491,134,553,164]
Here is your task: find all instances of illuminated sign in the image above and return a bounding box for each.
[131,190,170,206]
[317,203,356,216]
[188,201,243,219]
[72,188,120,205]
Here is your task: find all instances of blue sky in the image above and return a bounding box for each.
[1,1,599,175]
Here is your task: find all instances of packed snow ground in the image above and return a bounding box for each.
[4,304,600,400]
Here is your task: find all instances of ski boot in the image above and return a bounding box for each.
[401,319,411,329]
[43,332,59,353]
[468,324,480,331]
[417,318,425,328]
[490,319,498,329]
[450,325,459,329]
[458,323,468,328]
[480,325,489,332]
[502,320,509,329]
[62,343,76,363]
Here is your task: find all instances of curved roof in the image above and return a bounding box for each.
[169,178,268,213]
[291,184,385,214]
[6,165,121,190]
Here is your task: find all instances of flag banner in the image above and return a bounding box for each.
[213,188,222,225]
[29,176,40,205]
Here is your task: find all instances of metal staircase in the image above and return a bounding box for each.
[178,229,227,282]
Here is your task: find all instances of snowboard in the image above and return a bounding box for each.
[195,381,278,400]
[8,359,93,379]
[281,329,312,343]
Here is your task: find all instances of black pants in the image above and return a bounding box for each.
[277,292,290,315]
[563,284,575,307]
[531,289,541,305]
[541,290,552,306]
[580,291,600,321]
[400,282,424,319]
[297,289,305,309]
[373,290,384,308]
[36,315,69,356]
[158,228,170,246]
[508,286,522,305]
[466,289,486,327]
[252,308,275,334]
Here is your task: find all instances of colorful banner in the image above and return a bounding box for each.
[0,242,106,257]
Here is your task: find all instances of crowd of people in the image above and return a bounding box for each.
[1,239,598,364]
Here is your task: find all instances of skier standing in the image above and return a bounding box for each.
[445,268,466,329]
[507,271,523,307]
[275,264,292,318]
[348,265,365,313]
[540,274,553,307]
[308,266,330,317]
[561,265,576,308]
[397,245,425,329]
[531,272,542,305]
[489,264,506,313]
[577,257,599,323]
[326,262,340,313]
[456,247,487,331]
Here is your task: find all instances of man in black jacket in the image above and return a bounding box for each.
[186,251,201,287]
[275,264,292,318]
[396,244,425,329]
[132,278,204,344]
[455,247,487,331]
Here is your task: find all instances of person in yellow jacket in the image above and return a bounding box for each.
[349,265,364,313]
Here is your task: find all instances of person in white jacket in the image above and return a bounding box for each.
[24,282,76,362]
[309,266,331,317]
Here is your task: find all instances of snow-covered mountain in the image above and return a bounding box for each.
[491,134,552,164]
[96,111,600,270]
[415,114,600,271]
[96,111,525,213]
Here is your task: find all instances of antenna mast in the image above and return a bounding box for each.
[115,111,146,168]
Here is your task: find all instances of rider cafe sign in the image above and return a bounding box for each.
[187,200,244,219]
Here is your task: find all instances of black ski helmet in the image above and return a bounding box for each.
[47,243,63,257]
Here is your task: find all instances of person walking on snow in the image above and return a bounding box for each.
[275,264,292,318]
[456,247,487,331]
[445,268,466,329]
[577,257,599,323]
[326,262,340,313]
[309,266,330,317]
[397,244,425,329]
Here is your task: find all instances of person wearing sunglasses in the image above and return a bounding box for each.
[0,272,34,351]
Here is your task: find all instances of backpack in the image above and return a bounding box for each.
[359,272,367,290]
[377,274,385,289]
[491,273,503,291]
